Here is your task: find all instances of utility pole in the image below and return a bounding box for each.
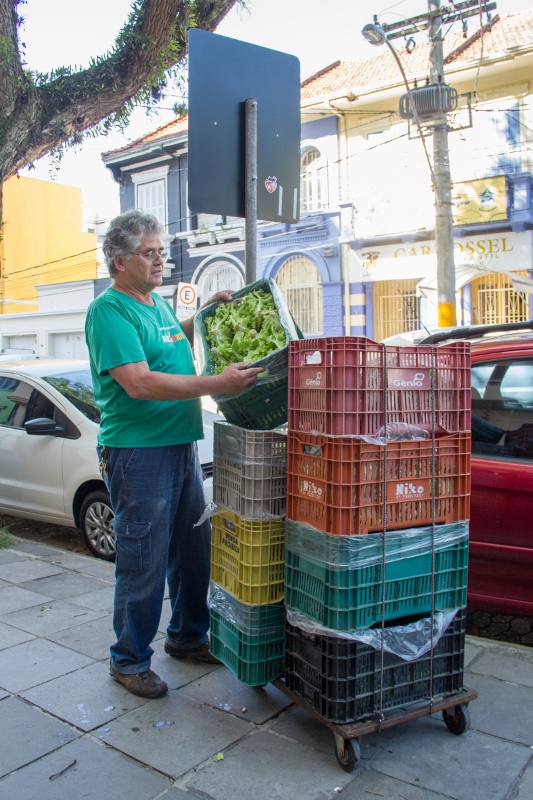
[429,0,456,327]
[363,0,496,328]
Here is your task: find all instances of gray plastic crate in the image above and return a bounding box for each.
[213,421,287,519]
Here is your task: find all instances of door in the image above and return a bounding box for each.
[0,378,67,517]
[50,332,88,359]
[470,357,533,615]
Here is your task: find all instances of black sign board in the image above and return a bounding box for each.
[188,29,300,224]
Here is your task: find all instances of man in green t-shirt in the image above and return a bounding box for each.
[85,210,263,699]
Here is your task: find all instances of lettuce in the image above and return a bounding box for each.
[205,289,287,374]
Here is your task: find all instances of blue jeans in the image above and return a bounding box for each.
[98,442,211,674]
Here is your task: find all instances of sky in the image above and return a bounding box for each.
[18,0,533,224]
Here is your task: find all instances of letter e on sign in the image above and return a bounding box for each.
[177,282,198,308]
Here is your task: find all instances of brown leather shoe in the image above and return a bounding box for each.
[164,639,221,664]
[110,663,168,698]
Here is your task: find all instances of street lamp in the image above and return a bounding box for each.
[361,23,387,46]
[361,11,457,328]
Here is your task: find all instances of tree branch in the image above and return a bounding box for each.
[0,0,24,117]
[0,0,237,180]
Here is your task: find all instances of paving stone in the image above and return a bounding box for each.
[0,559,64,584]
[67,585,115,610]
[466,673,533,746]
[0,579,9,589]
[157,597,172,633]
[21,661,148,730]
[0,637,93,693]
[0,598,107,635]
[0,584,52,614]
[370,716,532,800]
[0,695,79,777]
[41,552,105,571]
[0,690,8,700]
[341,768,452,799]
[464,637,485,668]
[150,648,221,691]
[514,760,533,800]
[19,570,112,600]
[46,614,115,660]
[0,621,35,651]
[270,703,400,761]
[269,704,336,757]
[186,729,353,800]
[179,668,292,723]
[467,642,533,688]
[99,691,253,779]
[0,736,171,800]
[0,550,25,566]
[67,559,116,580]
[10,542,63,557]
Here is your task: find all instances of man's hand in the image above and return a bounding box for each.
[207,290,234,306]
[215,362,265,395]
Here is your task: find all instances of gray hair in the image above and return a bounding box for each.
[102,209,165,277]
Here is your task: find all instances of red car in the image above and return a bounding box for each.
[421,322,533,617]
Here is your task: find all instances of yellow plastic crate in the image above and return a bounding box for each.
[211,510,285,605]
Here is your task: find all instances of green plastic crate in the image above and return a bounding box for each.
[284,522,469,630]
[194,278,303,430]
[209,606,285,686]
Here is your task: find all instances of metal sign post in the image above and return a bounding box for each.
[245,98,258,284]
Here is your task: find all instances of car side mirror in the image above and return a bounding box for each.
[24,417,65,436]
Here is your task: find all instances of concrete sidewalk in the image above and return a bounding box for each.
[0,537,532,800]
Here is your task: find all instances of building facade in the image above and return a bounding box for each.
[300,10,533,339]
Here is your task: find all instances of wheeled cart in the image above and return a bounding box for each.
[273,680,477,772]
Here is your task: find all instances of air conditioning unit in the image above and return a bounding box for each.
[399,84,458,121]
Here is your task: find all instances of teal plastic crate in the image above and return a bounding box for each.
[209,606,285,686]
[284,521,469,630]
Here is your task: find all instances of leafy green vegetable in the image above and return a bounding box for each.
[205,289,287,374]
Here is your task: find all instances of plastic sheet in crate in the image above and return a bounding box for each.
[284,520,469,630]
[288,337,471,436]
[213,421,287,519]
[284,609,466,724]
[211,510,285,605]
[286,430,471,535]
[209,583,285,685]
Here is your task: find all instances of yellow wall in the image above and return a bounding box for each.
[0,176,97,314]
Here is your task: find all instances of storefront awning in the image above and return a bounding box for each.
[417,262,533,298]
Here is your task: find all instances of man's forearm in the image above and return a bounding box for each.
[108,362,222,401]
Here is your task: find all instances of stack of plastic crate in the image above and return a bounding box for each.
[209,421,288,685]
[283,336,472,723]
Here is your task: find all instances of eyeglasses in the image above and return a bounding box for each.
[131,249,169,264]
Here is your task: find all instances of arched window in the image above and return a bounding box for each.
[197,260,244,304]
[276,255,323,335]
[301,147,323,212]
[471,272,528,325]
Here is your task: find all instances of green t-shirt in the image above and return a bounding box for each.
[85,288,203,448]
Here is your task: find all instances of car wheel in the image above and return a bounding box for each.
[80,490,115,561]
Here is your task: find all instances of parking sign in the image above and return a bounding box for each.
[177,282,198,308]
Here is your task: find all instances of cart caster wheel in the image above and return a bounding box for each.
[253,684,267,689]
[443,704,471,735]
[333,733,360,773]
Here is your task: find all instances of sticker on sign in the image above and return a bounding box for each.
[177,282,198,308]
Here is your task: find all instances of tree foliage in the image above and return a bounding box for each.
[0,0,239,184]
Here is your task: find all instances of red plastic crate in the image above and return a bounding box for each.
[288,337,471,436]
[286,430,471,535]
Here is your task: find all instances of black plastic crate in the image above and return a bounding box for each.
[284,608,466,724]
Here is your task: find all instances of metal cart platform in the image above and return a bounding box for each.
[273,680,478,772]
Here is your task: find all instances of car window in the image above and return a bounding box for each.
[471,358,533,460]
[0,379,71,434]
[43,369,100,423]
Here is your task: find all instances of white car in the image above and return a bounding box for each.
[0,359,218,561]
